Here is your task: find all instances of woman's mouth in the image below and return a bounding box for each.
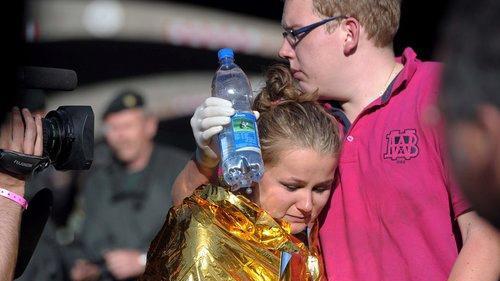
[285,214,308,222]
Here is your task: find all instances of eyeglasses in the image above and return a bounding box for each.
[282,15,347,46]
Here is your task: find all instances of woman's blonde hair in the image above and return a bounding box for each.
[253,64,341,167]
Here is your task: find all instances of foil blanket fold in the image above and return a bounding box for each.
[140,184,325,281]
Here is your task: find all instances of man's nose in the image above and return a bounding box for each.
[105,129,123,142]
[278,37,294,61]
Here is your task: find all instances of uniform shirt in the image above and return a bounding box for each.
[320,48,471,281]
[74,144,189,280]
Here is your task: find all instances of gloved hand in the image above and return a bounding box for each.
[190,97,259,169]
[190,97,234,168]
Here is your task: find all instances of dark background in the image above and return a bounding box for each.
[23,0,452,86]
[19,0,452,152]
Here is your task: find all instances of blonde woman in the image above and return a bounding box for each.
[141,65,341,281]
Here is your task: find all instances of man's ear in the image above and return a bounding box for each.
[145,115,159,139]
[342,17,360,56]
[453,104,500,172]
[477,104,500,142]
[476,104,500,173]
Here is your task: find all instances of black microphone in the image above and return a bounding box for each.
[17,66,78,91]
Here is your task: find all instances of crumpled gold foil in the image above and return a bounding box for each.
[140,184,326,281]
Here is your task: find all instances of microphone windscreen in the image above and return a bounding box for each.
[18,66,78,91]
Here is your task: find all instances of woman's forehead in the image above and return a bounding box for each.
[268,148,336,176]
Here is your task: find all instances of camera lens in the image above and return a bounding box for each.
[41,106,94,170]
[42,110,68,161]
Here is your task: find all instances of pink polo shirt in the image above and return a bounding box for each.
[320,48,471,281]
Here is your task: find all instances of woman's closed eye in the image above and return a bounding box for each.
[280,181,332,193]
[313,185,330,193]
[281,182,302,191]
[313,181,333,193]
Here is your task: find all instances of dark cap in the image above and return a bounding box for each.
[103,89,145,120]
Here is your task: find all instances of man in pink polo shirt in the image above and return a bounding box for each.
[171,0,500,280]
[278,0,500,280]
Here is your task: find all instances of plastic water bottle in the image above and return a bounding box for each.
[211,48,264,190]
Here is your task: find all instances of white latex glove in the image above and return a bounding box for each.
[190,97,260,169]
[191,97,234,168]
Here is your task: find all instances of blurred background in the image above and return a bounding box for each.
[23,0,450,152]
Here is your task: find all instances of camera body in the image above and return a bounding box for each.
[0,66,94,176]
[0,106,94,175]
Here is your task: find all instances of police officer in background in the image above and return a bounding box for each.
[69,89,189,281]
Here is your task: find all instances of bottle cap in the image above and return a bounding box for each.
[218,48,234,60]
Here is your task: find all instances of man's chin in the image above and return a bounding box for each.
[114,151,136,164]
[297,81,319,96]
[297,80,308,91]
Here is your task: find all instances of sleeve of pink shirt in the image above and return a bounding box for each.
[419,62,472,219]
[446,167,473,219]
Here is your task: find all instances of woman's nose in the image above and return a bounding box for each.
[296,191,313,214]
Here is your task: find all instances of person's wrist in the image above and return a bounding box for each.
[194,150,220,182]
[195,148,219,169]
[0,174,25,196]
[0,187,28,210]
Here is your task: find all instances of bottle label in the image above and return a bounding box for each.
[231,112,261,153]
[219,134,230,162]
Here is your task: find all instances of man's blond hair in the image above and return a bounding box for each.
[313,0,401,47]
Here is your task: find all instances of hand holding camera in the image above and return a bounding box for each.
[0,107,43,195]
[0,105,94,179]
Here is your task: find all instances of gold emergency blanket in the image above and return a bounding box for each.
[140,184,325,281]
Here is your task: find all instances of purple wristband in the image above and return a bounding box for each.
[0,188,28,210]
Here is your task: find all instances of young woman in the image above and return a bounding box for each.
[140,65,341,281]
